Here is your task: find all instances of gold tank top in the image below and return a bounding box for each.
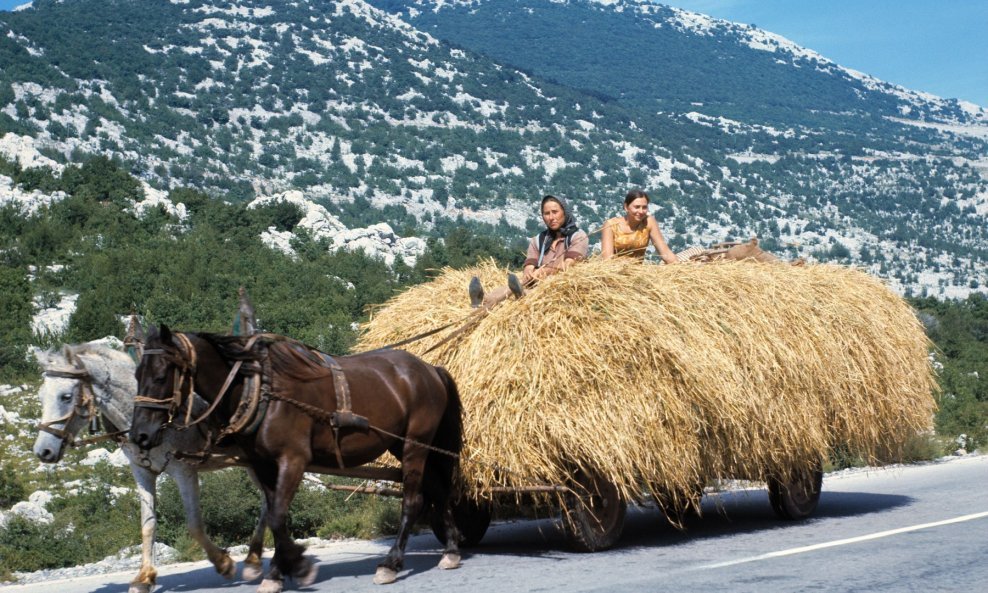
[611,220,650,259]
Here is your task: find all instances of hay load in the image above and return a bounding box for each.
[358,258,937,509]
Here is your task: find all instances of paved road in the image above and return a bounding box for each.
[6,455,987,593]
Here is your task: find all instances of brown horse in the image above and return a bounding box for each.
[130,325,464,592]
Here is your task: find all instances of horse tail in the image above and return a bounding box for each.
[423,365,463,513]
[433,364,463,463]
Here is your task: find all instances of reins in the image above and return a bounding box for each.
[136,330,555,494]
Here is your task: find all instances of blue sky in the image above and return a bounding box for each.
[660,0,988,107]
[1,0,985,107]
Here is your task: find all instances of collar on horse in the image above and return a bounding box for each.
[135,332,264,434]
[135,331,372,468]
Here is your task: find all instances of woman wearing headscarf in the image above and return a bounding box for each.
[470,194,589,309]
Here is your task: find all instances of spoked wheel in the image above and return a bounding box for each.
[562,466,626,552]
[767,460,823,520]
[430,496,493,547]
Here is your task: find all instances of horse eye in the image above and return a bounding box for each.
[60,391,74,402]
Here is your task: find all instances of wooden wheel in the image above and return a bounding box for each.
[562,467,626,552]
[430,497,492,547]
[768,461,823,520]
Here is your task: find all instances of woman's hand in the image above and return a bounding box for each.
[522,264,537,284]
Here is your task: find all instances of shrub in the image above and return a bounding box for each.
[156,468,262,548]
[317,496,401,540]
[155,469,402,550]
[0,515,87,576]
[0,466,26,509]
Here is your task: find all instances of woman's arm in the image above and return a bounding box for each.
[563,231,589,269]
[601,219,616,259]
[648,217,678,264]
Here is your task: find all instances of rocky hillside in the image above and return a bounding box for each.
[0,0,986,296]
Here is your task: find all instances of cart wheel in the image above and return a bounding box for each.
[563,467,626,552]
[768,461,823,520]
[431,497,492,547]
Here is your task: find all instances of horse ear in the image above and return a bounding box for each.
[34,347,51,368]
[160,324,172,343]
[64,345,84,369]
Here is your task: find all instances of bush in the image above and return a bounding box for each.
[317,496,401,540]
[0,515,87,576]
[0,464,139,578]
[156,468,263,548]
[154,469,403,552]
[897,432,951,462]
[0,466,26,509]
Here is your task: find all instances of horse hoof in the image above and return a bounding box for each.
[242,559,264,582]
[293,557,318,588]
[373,566,398,585]
[257,578,283,593]
[438,553,461,570]
[128,584,151,593]
[217,554,236,579]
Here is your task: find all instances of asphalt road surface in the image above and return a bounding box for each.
[5,454,986,593]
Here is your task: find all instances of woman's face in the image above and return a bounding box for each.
[625,197,649,223]
[542,200,566,231]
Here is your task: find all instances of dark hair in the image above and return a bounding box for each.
[624,189,649,207]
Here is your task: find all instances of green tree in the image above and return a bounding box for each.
[0,265,35,382]
[65,289,123,342]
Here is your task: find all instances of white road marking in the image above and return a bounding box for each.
[695,511,988,570]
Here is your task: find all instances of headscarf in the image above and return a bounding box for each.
[536,195,580,268]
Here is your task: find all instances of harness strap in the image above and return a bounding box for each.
[217,366,265,439]
[312,351,353,469]
[181,332,266,432]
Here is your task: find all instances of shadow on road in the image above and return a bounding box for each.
[441,487,913,558]
[110,489,912,590]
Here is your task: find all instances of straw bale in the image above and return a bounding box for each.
[357,258,937,508]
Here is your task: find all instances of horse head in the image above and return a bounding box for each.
[33,345,99,462]
[131,325,198,450]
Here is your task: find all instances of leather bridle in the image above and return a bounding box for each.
[133,332,198,427]
[38,366,97,444]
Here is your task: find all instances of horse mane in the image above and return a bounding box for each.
[266,341,336,382]
[196,332,333,382]
[194,332,261,362]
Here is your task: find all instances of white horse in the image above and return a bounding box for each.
[32,343,268,593]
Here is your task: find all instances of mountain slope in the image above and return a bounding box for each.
[377,0,988,128]
[1,0,986,297]
[0,0,706,227]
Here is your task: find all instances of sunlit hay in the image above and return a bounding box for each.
[360,259,510,354]
[356,257,938,510]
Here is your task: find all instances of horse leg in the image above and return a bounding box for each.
[257,458,315,593]
[242,467,268,582]
[375,447,429,585]
[169,463,235,580]
[127,464,158,593]
[421,442,461,570]
[435,504,462,570]
[425,370,464,571]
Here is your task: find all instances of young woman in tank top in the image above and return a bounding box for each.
[601,189,678,263]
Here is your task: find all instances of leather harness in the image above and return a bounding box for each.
[135,332,369,468]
